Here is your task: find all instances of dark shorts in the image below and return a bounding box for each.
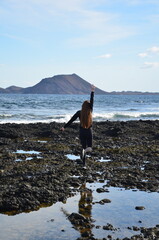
[79,127,92,149]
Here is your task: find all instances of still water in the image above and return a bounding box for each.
[0,181,159,240]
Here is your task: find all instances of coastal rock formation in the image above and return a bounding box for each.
[0,120,159,239]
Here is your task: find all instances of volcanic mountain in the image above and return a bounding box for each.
[2,74,158,95]
[22,74,107,94]
[0,74,107,94]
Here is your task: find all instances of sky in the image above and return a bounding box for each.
[0,0,159,92]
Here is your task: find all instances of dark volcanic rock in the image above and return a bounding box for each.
[104,127,122,137]
[68,212,89,224]
[99,198,111,204]
[135,206,145,210]
[0,120,159,217]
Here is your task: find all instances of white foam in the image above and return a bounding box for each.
[0,111,159,124]
[93,111,159,121]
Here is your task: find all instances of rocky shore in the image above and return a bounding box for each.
[0,120,159,239]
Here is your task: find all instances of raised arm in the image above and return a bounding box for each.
[90,85,95,111]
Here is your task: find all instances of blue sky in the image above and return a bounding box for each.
[0,0,159,92]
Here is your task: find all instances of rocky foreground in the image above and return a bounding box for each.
[0,120,159,239]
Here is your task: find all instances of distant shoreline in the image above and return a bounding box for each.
[0,74,159,94]
[0,92,159,95]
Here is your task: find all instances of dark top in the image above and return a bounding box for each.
[64,91,94,129]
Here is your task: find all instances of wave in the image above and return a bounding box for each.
[0,114,13,119]
[93,112,159,121]
[0,111,159,124]
[0,114,74,124]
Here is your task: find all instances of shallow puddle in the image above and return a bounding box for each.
[0,181,159,240]
[66,153,92,161]
[15,150,42,162]
[66,154,112,163]
[15,150,41,155]
[66,154,80,160]
[15,156,42,162]
[98,157,112,162]
[25,138,49,143]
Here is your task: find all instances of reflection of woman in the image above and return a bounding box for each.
[61,182,93,239]
[79,183,93,219]
[78,183,93,238]
[61,85,95,166]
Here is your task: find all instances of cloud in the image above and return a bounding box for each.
[71,4,136,47]
[138,46,159,58]
[148,46,159,53]
[138,52,148,58]
[70,24,135,47]
[96,54,112,59]
[139,46,159,69]
[1,0,136,47]
[143,62,159,68]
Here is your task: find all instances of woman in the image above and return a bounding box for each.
[61,85,95,166]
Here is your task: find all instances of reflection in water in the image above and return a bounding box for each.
[15,156,42,162]
[14,149,42,162]
[66,154,80,161]
[98,157,112,162]
[15,150,41,155]
[1,180,159,240]
[62,181,94,239]
[78,182,93,238]
[79,183,93,218]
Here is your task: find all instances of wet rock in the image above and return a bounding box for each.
[103,223,117,231]
[81,231,91,238]
[140,226,159,238]
[133,226,140,231]
[68,212,89,224]
[0,120,159,218]
[104,127,122,137]
[95,225,101,229]
[107,235,113,239]
[135,206,145,210]
[100,198,111,203]
[96,199,111,205]
[96,188,107,193]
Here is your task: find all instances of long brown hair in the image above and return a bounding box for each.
[80,100,92,128]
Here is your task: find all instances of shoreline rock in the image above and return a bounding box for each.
[0,120,159,239]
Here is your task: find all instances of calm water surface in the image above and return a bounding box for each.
[0,181,159,240]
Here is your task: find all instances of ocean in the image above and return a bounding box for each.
[0,93,159,124]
